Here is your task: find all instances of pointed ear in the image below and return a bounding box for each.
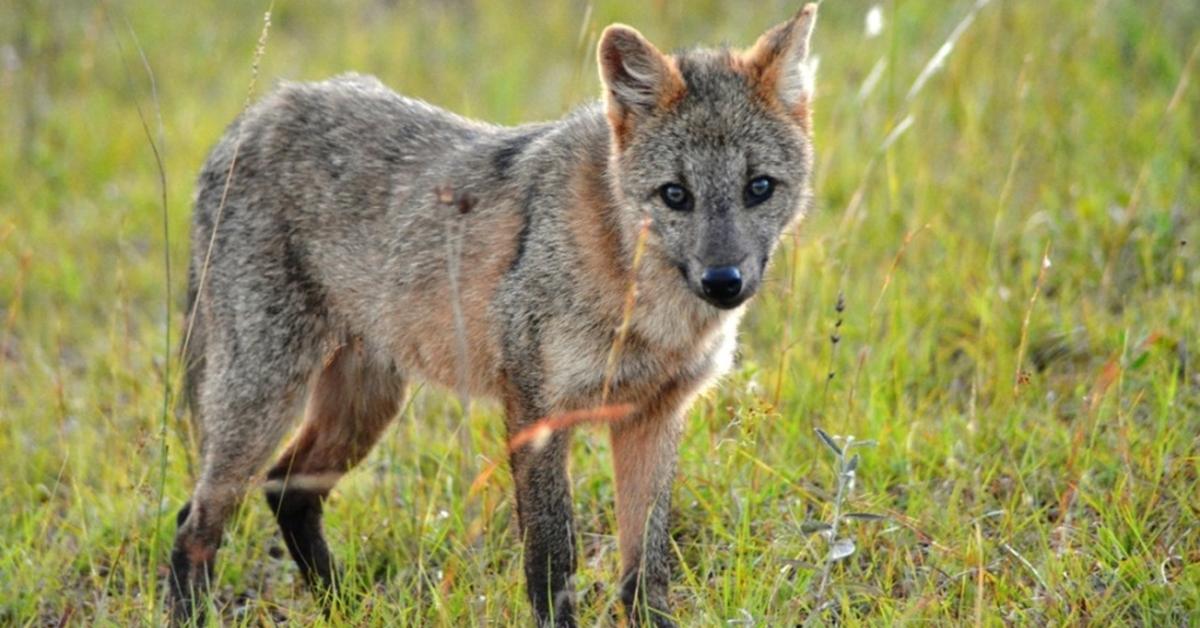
[744,3,819,115]
[597,25,685,126]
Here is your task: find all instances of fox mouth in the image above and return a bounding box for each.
[702,290,751,310]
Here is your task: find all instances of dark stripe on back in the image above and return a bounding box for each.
[508,179,539,275]
[492,126,550,180]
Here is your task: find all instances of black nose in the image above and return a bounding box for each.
[700,266,743,304]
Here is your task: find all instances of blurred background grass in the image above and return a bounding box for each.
[1,0,1197,624]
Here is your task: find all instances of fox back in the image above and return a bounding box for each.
[170,5,819,627]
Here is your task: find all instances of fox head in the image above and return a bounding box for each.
[599,4,818,310]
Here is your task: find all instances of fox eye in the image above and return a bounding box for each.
[745,176,774,207]
[659,183,694,211]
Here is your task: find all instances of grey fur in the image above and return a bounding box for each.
[170,6,818,627]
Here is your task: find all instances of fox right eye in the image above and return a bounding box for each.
[659,183,694,211]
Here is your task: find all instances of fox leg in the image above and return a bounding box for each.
[610,381,694,628]
[264,341,405,593]
[507,399,578,627]
[170,334,317,625]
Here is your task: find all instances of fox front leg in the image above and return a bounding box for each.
[507,406,578,627]
[609,379,694,627]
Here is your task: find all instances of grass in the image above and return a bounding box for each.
[2,0,1198,624]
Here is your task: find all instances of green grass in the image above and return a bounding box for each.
[2,0,1198,624]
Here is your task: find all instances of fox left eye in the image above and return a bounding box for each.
[745,176,774,207]
[659,183,694,212]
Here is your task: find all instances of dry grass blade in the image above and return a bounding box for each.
[178,4,275,379]
[507,404,635,453]
[907,0,992,101]
[96,0,174,610]
[601,217,653,404]
[1000,542,1052,599]
[870,223,929,319]
[436,184,479,486]
[1012,243,1051,397]
[845,224,928,413]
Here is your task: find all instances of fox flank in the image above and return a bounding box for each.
[169,4,819,627]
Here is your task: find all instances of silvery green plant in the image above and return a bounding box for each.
[803,428,885,620]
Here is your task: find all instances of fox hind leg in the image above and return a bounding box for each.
[169,332,319,624]
[264,341,405,594]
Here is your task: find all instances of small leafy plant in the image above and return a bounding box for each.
[802,428,886,621]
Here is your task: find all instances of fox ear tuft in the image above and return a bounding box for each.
[597,25,685,121]
[746,3,819,113]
